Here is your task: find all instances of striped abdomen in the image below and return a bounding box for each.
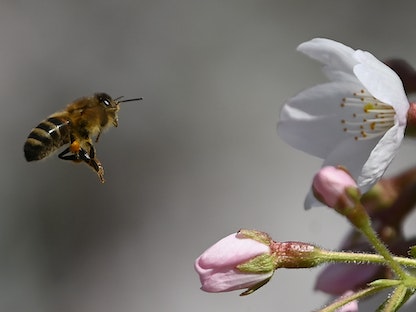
[24,116,71,161]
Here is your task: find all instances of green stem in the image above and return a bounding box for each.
[319,250,416,268]
[317,284,390,312]
[359,218,408,279]
[343,199,410,280]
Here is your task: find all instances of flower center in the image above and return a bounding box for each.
[340,89,395,140]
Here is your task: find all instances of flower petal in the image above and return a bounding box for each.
[297,38,357,81]
[353,51,409,123]
[278,81,363,158]
[200,268,272,293]
[358,124,405,189]
[196,233,269,270]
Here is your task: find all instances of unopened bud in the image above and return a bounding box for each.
[313,166,372,230]
[194,230,274,296]
[194,230,325,296]
[312,166,359,210]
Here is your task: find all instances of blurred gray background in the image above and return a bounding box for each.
[2,1,416,311]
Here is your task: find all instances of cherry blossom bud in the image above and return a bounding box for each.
[312,166,359,210]
[194,230,274,296]
[195,230,323,296]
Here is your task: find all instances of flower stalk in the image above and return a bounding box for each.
[318,249,416,269]
[356,211,409,280]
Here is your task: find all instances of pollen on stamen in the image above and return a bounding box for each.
[340,88,396,141]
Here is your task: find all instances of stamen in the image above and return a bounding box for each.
[340,89,396,140]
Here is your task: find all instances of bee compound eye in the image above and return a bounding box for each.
[95,93,113,107]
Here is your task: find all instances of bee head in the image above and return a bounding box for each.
[93,92,142,128]
[95,92,142,109]
[95,93,118,109]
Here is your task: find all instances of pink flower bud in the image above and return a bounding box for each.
[312,166,359,209]
[194,231,274,295]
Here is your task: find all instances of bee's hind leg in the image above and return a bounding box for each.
[58,147,81,162]
[83,143,105,183]
[58,144,105,183]
[58,141,84,162]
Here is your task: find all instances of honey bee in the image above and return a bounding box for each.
[24,92,142,183]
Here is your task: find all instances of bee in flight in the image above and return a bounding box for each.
[24,92,142,183]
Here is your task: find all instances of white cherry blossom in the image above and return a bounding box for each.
[278,38,409,209]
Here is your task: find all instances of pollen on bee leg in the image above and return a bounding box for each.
[70,141,81,153]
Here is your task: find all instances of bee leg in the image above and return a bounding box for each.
[58,141,84,162]
[82,144,105,183]
[58,147,82,162]
[58,146,105,183]
[95,131,101,143]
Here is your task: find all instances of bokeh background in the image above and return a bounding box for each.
[2,1,416,311]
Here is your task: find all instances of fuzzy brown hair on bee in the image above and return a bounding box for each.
[24,92,142,183]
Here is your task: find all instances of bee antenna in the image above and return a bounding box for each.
[118,97,143,103]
